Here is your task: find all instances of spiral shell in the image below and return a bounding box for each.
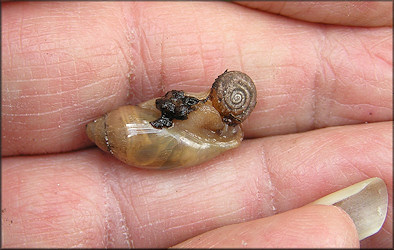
[86,98,243,169]
[86,70,256,169]
[209,70,257,126]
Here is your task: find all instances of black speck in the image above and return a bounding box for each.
[150,90,201,129]
[150,116,173,129]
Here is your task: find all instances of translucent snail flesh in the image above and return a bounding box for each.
[86,70,257,169]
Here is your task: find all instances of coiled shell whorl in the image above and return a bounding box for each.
[209,70,257,126]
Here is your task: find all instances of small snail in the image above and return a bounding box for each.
[86,70,257,169]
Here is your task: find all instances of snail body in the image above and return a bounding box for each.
[86,70,256,169]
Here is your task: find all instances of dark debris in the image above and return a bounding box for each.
[150,90,200,129]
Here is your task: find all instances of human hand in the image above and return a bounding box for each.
[2,1,392,248]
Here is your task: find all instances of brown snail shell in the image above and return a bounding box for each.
[209,70,257,126]
[86,70,256,169]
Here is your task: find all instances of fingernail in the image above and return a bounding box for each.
[309,177,388,240]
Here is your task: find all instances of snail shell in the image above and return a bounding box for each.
[209,70,257,126]
[86,70,256,169]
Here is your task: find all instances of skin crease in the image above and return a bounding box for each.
[173,205,360,248]
[235,1,393,27]
[1,1,392,248]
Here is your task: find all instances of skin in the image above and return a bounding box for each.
[1,1,392,248]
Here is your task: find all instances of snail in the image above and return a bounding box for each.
[86,70,257,169]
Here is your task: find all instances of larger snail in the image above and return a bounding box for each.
[86,70,257,169]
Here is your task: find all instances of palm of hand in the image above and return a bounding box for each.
[2,2,392,248]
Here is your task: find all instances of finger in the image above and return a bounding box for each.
[2,122,391,248]
[2,2,392,155]
[235,1,393,27]
[173,205,359,248]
